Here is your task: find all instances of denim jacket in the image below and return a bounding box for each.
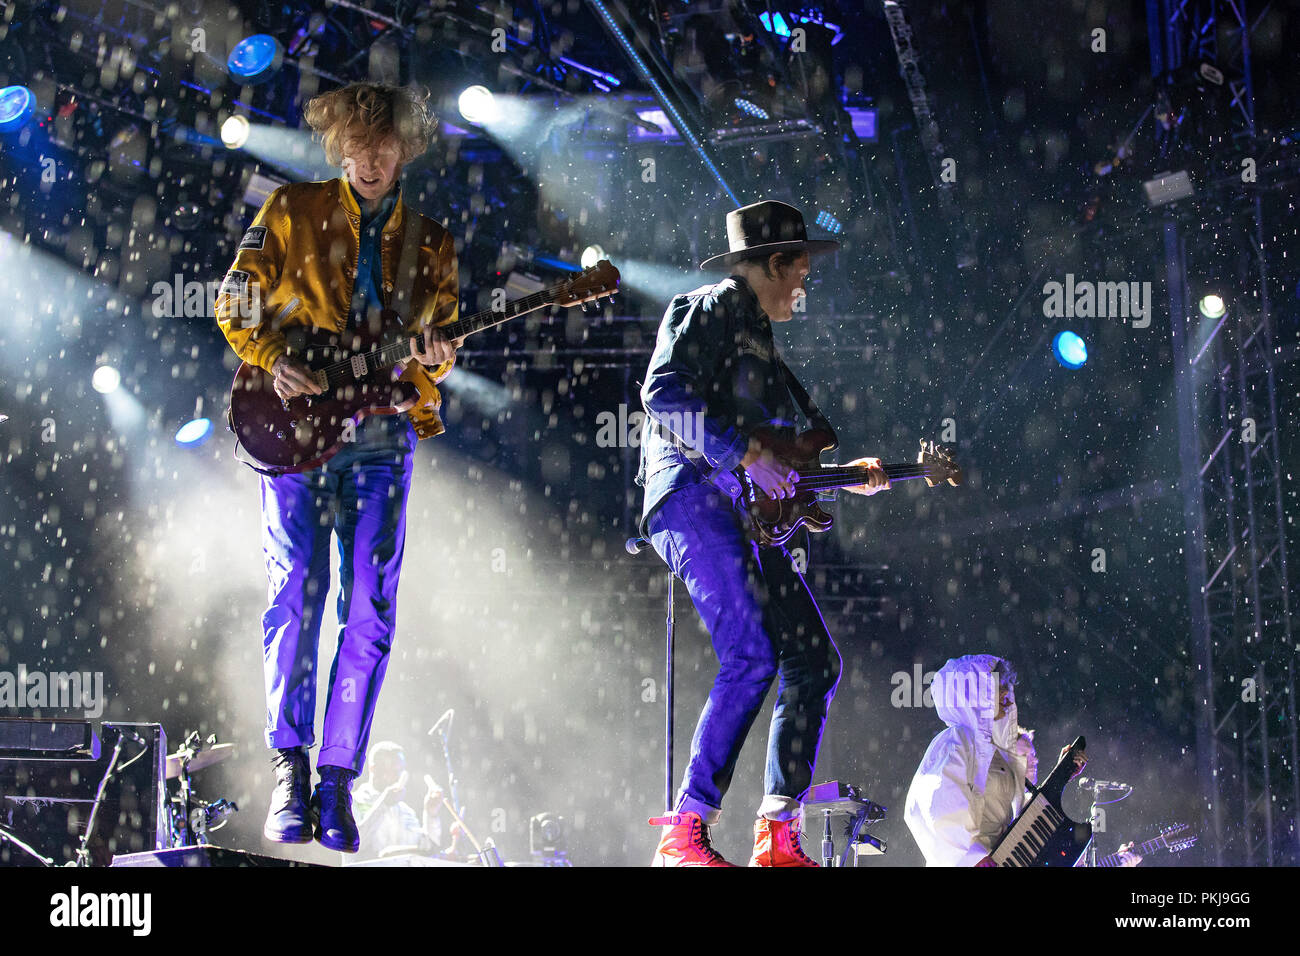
[636,274,801,532]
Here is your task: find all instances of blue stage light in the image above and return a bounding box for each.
[227,35,283,84]
[734,98,769,120]
[758,12,792,37]
[815,210,844,235]
[175,417,214,447]
[0,86,36,133]
[1052,330,1088,369]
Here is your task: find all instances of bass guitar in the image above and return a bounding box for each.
[734,428,962,547]
[228,260,619,474]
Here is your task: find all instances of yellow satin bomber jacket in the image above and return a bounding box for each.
[214,176,459,439]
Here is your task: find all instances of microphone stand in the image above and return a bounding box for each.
[76,731,143,867]
[1087,783,1102,867]
[627,534,675,814]
[0,824,54,866]
[433,724,461,822]
[1080,779,1135,867]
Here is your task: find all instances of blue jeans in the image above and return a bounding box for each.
[258,414,415,774]
[647,481,842,822]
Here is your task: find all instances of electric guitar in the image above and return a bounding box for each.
[228,260,620,474]
[734,428,962,547]
[1092,823,1197,867]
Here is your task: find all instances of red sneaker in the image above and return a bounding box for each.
[749,816,819,867]
[649,812,737,867]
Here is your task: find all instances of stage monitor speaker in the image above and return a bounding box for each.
[0,721,168,866]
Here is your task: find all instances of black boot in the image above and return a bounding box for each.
[263,746,313,844]
[313,765,360,853]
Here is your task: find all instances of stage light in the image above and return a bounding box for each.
[227,34,283,85]
[1051,331,1088,369]
[1198,294,1226,319]
[734,98,769,120]
[92,365,121,394]
[815,210,844,235]
[0,85,36,133]
[175,417,214,447]
[221,115,250,149]
[846,106,877,141]
[458,86,498,125]
[580,244,606,269]
[758,11,792,37]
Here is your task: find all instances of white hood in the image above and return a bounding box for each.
[931,653,1019,751]
[904,653,1028,866]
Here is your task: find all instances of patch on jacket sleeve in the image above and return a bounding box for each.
[218,269,250,301]
[238,226,267,251]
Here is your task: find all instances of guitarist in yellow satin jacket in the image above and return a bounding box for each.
[214,111,460,439]
[213,83,460,854]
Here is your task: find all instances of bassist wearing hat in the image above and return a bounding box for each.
[636,201,890,867]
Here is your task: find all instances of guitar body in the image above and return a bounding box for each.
[733,427,963,548]
[736,427,838,547]
[229,321,439,475]
[226,260,620,475]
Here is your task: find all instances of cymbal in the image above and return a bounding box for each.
[166,742,235,780]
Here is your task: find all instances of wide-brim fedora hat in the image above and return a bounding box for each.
[699,200,840,270]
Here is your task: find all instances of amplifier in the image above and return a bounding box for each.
[0,717,99,759]
[0,721,168,866]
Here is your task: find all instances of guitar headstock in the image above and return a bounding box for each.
[1157,822,1197,853]
[554,260,621,308]
[918,439,963,487]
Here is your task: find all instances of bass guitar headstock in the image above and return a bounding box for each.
[554,260,621,309]
[918,439,963,487]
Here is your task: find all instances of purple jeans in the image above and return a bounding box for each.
[258,415,414,773]
[647,481,842,822]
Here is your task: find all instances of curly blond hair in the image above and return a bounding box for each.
[303,83,436,167]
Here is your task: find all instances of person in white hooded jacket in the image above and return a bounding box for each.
[904,654,1076,866]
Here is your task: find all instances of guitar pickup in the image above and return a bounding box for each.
[349,355,368,379]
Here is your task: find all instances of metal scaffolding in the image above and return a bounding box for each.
[1150,0,1298,865]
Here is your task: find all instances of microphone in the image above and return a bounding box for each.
[1078,777,1132,791]
[625,536,651,555]
[428,709,454,737]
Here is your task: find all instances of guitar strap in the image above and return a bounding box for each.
[774,352,838,452]
[232,183,431,475]
[648,350,839,500]
[388,186,428,322]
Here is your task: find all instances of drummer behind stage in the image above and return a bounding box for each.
[346,741,449,862]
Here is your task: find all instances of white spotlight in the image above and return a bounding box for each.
[458,86,498,125]
[580,245,606,269]
[92,365,121,394]
[221,114,250,149]
[1198,294,1226,319]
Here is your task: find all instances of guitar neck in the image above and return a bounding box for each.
[1094,834,1168,868]
[366,292,560,372]
[792,461,940,493]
